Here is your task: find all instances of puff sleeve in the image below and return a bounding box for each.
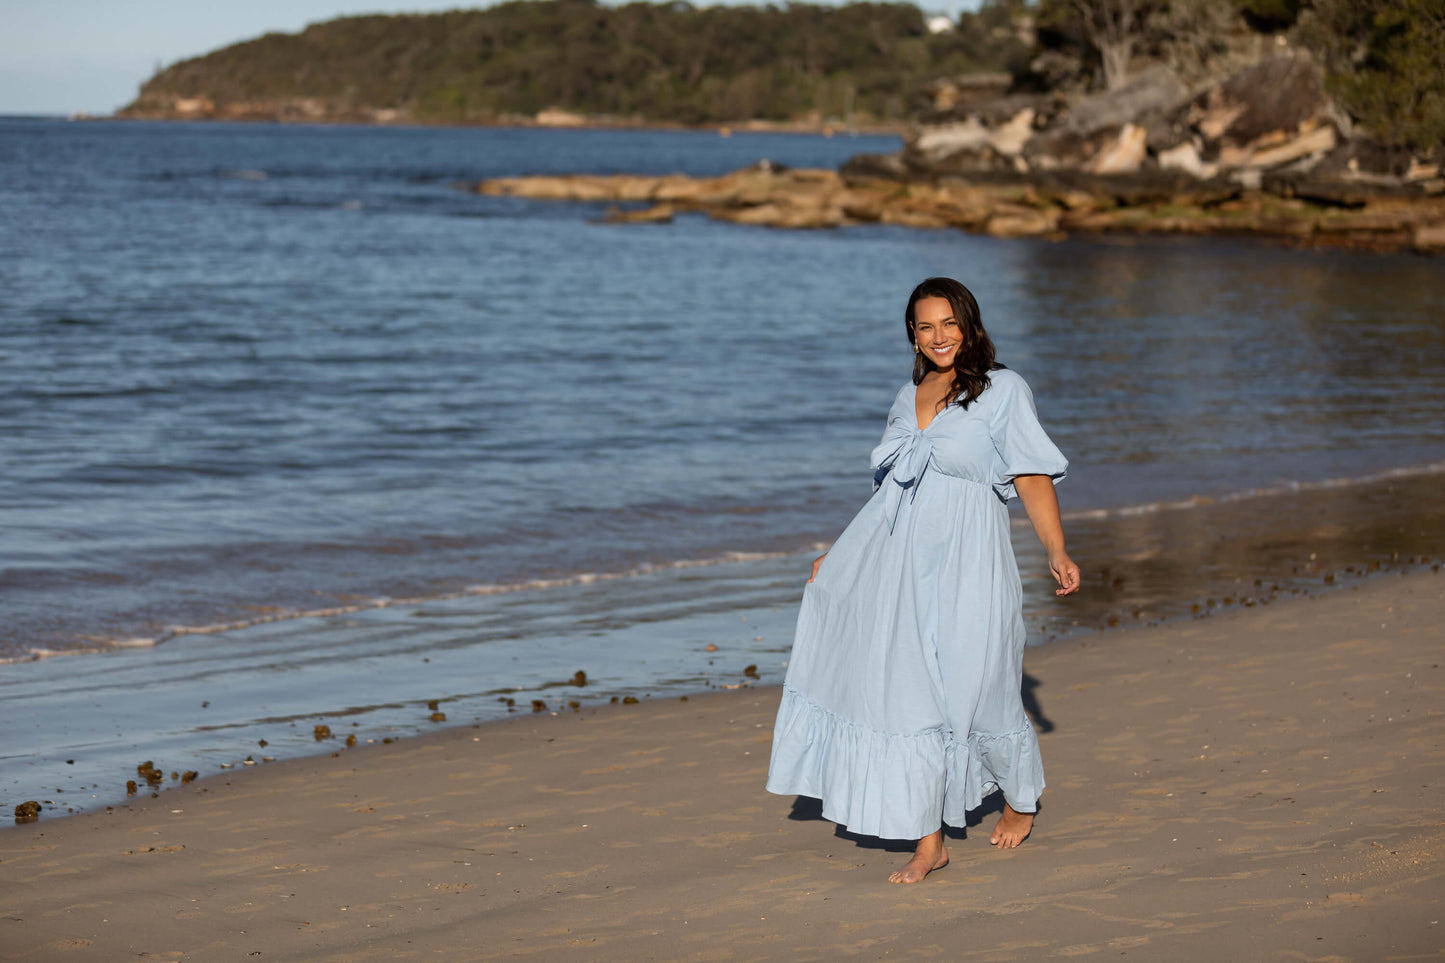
[987,370,1067,502]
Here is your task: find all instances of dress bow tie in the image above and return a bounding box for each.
[870,423,934,534]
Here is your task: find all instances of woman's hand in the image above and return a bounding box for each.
[1015,475,1080,598]
[808,553,828,583]
[1049,550,1080,597]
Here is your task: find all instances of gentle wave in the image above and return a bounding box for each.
[1048,461,1445,525]
[12,545,832,663]
[15,460,1443,664]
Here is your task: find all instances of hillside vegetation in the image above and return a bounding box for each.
[122,0,1442,155]
[122,0,1028,126]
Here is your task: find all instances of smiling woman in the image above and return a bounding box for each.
[912,298,966,398]
[907,277,996,415]
[767,276,1080,884]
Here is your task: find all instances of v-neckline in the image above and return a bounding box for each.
[912,382,947,432]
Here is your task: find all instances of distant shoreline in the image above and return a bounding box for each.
[97,110,910,138]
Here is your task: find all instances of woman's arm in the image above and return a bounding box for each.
[1014,474,1080,596]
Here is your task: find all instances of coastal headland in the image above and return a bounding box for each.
[4,568,1441,960]
[116,3,1443,254]
[478,49,1445,255]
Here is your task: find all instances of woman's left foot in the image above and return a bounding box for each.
[989,803,1034,848]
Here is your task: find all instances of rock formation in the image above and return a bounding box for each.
[474,46,1441,254]
[890,52,1438,200]
[478,154,1445,254]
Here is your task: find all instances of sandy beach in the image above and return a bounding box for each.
[3,567,1441,961]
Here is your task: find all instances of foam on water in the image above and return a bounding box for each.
[13,462,1444,663]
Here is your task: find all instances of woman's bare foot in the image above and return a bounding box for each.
[990,803,1034,848]
[887,829,949,884]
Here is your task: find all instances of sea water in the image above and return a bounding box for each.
[2,118,1443,815]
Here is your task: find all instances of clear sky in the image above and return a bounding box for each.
[0,0,978,116]
[0,2,481,115]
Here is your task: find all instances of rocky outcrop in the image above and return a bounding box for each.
[477,161,1445,254]
[723,49,1441,253]
[481,164,855,230]
[899,53,1439,201]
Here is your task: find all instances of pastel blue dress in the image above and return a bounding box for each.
[767,368,1067,840]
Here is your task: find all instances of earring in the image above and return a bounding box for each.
[914,343,920,354]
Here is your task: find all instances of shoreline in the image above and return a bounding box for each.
[2,561,1436,831]
[3,567,1440,959]
[4,466,1442,825]
[12,449,1439,664]
[89,111,910,138]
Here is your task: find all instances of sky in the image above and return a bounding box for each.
[0,1,484,115]
[0,0,981,116]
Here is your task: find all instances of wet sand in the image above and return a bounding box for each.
[7,469,1442,821]
[2,569,1441,961]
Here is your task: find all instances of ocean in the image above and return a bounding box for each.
[2,117,1443,816]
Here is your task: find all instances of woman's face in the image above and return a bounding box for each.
[911,296,963,372]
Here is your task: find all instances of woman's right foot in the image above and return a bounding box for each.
[887,831,948,884]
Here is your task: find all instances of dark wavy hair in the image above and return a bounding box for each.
[904,276,1001,409]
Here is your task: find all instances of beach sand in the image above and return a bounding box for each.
[2,569,1441,961]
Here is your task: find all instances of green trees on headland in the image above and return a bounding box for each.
[1295,0,1444,152]
[122,0,1442,153]
[124,0,1026,126]
[1032,0,1442,152]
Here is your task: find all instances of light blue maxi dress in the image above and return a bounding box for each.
[766,368,1067,841]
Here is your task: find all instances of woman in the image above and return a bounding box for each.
[766,277,1080,885]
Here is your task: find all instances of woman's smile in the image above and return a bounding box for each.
[912,296,963,370]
